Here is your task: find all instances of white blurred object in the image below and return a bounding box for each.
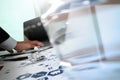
[44,0,120,80]
[34,46,39,51]
[28,49,45,63]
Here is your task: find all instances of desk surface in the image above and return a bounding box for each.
[0,48,68,80]
[0,47,120,80]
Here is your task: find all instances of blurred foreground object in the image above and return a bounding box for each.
[44,0,120,80]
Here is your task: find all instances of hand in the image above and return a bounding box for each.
[14,40,44,52]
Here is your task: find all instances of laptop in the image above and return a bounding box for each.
[23,17,51,47]
[0,17,52,61]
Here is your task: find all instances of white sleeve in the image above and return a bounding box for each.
[0,37,17,50]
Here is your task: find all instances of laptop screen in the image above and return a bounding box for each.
[24,17,50,45]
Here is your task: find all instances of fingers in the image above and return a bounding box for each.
[31,41,44,47]
[14,40,44,52]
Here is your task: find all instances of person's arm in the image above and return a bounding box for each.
[0,27,17,51]
[0,27,44,52]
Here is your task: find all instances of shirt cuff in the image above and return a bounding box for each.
[0,37,17,50]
